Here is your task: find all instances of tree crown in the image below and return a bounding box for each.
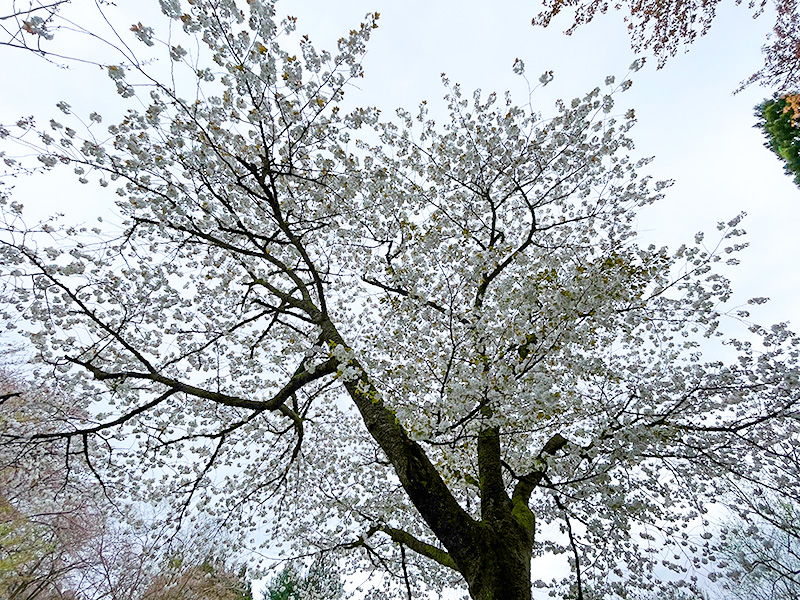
[1,1,799,598]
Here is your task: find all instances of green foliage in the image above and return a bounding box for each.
[0,501,58,599]
[755,95,800,188]
[262,563,343,600]
[263,567,297,600]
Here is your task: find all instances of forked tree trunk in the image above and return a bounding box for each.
[330,321,538,600]
[458,523,534,600]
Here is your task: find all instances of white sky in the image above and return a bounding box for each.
[283,0,800,329]
[3,0,797,325]
[1,0,798,597]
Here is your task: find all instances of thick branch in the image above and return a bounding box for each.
[319,319,479,570]
[478,425,511,524]
[10,358,339,446]
[362,275,469,326]
[71,355,338,413]
[511,432,569,506]
[379,525,457,570]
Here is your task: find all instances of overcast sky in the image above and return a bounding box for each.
[287,0,800,333]
[2,0,797,327]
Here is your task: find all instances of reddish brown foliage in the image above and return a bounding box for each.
[534,0,799,92]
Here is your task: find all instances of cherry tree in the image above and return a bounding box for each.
[0,362,252,600]
[738,0,800,92]
[533,0,800,93]
[0,365,149,600]
[0,1,68,53]
[1,1,799,599]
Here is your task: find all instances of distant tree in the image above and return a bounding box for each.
[0,365,115,600]
[738,0,800,92]
[0,363,249,600]
[262,562,342,600]
[713,485,800,600]
[755,94,800,188]
[143,555,252,600]
[533,0,800,93]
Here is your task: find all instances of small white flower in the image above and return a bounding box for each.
[22,16,54,40]
[159,0,182,18]
[130,22,155,46]
[170,45,187,61]
[107,65,126,81]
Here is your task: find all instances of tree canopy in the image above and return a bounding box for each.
[262,562,342,600]
[718,492,800,600]
[755,94,800,187]
[534,0,800,93]
[0,1,799,599]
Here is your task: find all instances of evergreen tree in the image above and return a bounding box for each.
[755,94,800,188]
[262,563,342,600]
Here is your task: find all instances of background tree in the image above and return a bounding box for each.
[718,503,800,600]
[710,469,800,600]
[141,554,252,600]
[755,93,800,187]
[533,0,800,93]
[0,363,167,600]
[0,362,251,600]
[1,1,799,599]
[738,0,800,92]
[0,363,116,600]
[261,562,342,600]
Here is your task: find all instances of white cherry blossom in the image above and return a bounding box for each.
[0,2,798,599]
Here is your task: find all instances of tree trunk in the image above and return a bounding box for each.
[328,321,536,600]
[458,523,534,600]
[456,424,535,600]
